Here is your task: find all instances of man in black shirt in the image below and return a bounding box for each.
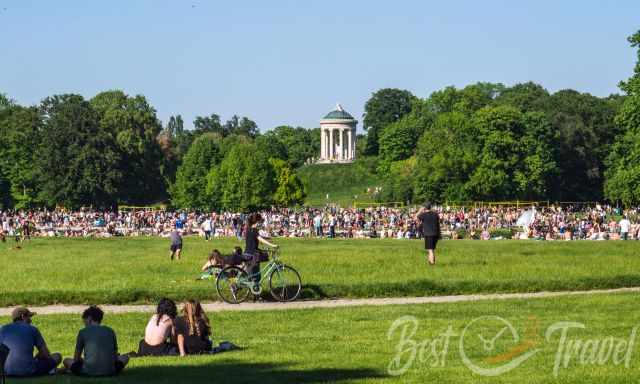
[415,202,440,265]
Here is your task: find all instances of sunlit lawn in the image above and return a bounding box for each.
[4,292,640,383]
[0,237,639,306]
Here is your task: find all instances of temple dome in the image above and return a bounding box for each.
[323,104,355,120]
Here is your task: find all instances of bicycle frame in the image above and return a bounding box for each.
[241,250,283,285]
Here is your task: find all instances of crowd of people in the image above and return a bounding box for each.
[1,204,639,242]
[0,298,236,378]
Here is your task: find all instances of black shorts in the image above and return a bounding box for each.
[170,243,182,252]
[137,340,178,356]
[70,359,125,376]
[28,356,58,376]
[424,236,438,250]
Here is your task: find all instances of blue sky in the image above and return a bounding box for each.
[1,0,638,132]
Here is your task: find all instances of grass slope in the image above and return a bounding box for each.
[297,158,382,207]
[4,292,640,383]
[1,237,640,306]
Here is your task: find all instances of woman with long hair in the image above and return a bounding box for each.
[244,213,278,288]
[175,300,212,356]
[137,298,178,356]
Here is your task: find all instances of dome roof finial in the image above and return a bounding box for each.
[336,103,344,112]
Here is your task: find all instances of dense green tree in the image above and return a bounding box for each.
[207,143,275,211]
[0,105,43,208]
[223,115,259,138]
[90,90,166,204]
[269,158,306,206]
[378,157,416,203]
[194,114,225,136]
[171,133,222,209]
[159,114,194,184]
[494,82,550,112]
[428,83,503,115]
[363,88,416,155]
[0,94,14,208]
[255,132,288,162]
[38,94,121,208]
[605,30,640,205]
[219,134,253,157]
[266,126,318,167]
[547,90,622,200]
[466,106,556,200]
[413,112,479,202]
[0,168,10,209]
[378,100,435,168]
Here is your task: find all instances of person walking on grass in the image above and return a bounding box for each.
[169,229,182,261]
[0,307,62,377]
[63,306,129,377]
[415,202,440,265]
[619,215,631,240]
[201,215,213,241]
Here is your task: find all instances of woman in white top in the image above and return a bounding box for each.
[137,298,178,356]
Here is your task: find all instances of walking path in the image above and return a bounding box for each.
[1,287,639,316]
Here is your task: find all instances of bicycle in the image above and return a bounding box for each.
[216,248,302,304]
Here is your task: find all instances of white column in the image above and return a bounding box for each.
[329,128,334,160]
[347,129,352,160]
[326,129,330,159]
[339,128,344,160]
[351,128,356,159]
[320,127,325,160]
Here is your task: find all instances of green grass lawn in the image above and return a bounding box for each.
[297,159,382,206]
[4,292,640,383]
[1,237,640,306]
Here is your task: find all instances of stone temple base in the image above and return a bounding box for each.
[316,158,355,164]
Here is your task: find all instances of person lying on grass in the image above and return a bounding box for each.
[0,307,62,377]
[63,305,129,376]
[137,298,178,356]
[175,300,212,356]
[197,247,245,281]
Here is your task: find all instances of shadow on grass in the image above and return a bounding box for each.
[20,360,387,383]
[7,274,640,306]
[127,360,385,384]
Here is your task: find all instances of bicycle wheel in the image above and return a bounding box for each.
[216,266,251,304]
[268,264,302,302]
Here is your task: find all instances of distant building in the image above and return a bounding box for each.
[318,104,357,163]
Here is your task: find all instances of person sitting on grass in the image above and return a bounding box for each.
[175,300,212,356]
[137,298,178,356]
[0,307,62,377]
[63,306,129,376]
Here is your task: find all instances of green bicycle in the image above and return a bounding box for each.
[216,248,302,304]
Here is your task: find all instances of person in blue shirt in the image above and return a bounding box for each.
[0,307,61,377]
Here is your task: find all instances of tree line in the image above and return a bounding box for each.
[2,29,639,209]
[0,90,314,210]
[368,30,640,206]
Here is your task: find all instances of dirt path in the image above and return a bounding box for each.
[1,287,638,316]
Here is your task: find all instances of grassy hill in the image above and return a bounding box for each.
[297,158,382,207]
